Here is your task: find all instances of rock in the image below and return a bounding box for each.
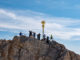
[0,35,80,60]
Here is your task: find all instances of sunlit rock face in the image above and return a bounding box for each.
[0,35,80,60]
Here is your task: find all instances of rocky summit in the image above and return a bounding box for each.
[0,35,80,60]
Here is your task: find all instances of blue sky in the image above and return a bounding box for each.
[0,0,80,54]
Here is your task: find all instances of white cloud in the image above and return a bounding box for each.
[0,23,23,29]
[0,9,16,19]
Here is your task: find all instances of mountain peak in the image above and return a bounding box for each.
[0,35,80,60]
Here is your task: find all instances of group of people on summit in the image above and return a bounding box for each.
[19,31,53,44]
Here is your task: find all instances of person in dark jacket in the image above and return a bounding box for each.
[37,33,41,40]
[33,32,36,38]
[29,31,32,37]
[46,36,49,44]
[19,32,22,36]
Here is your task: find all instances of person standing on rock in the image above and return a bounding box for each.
[19,32,22,36]
[37,33,41,40]
[46,36,49,44]
[29,31,32,37]
[43,34,46,40]
[50,34,53,41]
[33,32,36,38]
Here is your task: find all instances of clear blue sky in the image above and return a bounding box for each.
[0,0,80,54]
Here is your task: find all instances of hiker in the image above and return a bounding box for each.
[43,34,46,40]
[29,31,32,37]
[50,34,53,41]
[46,36,49,44]
[37,33,41,40]
[33,32,36,38]
[19,32,22,36]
